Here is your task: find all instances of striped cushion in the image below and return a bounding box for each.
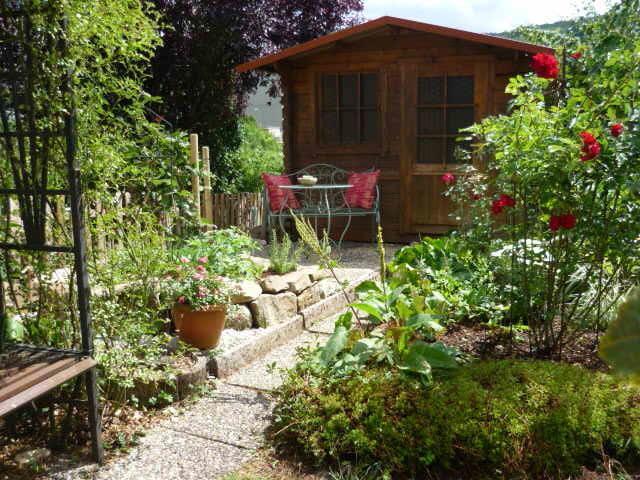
[262,174,301,212]
[345,170,379,209]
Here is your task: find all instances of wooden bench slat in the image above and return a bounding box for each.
[0,351,65,386]
[0,357,96,417]
[0,357,80,402]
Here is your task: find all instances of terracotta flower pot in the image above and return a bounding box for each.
[171,304,227,350]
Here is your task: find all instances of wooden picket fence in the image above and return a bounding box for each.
[189,134,264,232]
[210,192,264,231]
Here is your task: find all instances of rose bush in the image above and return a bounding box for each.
[446,0,640,355]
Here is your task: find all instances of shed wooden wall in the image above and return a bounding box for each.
[276,27,530,243]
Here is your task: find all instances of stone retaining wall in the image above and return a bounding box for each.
[225,266,361,330]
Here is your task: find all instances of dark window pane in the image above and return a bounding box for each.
[339,109,358,143]
[339,74,358,108]
[446,107,474,134]
[361,110,378,142]
[417,137,444,164]
[321,74,337,109]
[447,76,474,104]
[361,73,377,107]
[418,77,444,105]
[418,107,444,135]
[447,138,471,164]
[321,111,339,144]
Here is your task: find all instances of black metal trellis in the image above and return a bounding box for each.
[0,2,103,463]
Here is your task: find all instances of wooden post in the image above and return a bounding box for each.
[202,146,213,228]
[189,134,201,220]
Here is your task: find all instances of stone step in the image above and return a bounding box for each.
[225,328,330,391]
[208,269,378,379]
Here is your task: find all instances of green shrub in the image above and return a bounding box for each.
[268,230,301,274]
[229,116,284,193]
[272,359,640,479]
[173,227,261,279]
[389,236,506,324]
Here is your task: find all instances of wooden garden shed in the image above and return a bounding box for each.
[237,16,553,242]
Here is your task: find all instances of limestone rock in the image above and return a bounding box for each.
[229,279,262,304]
[316,278,341,298]
[260,275,289,294]
[310,269,332,282]
[247,255,270,271]
[249,292,297,328]
[297,278,341,311]
[225,304,253,330]
[285,271,312,295]
[297,285,323,311]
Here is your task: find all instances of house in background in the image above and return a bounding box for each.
[237,16,552,242]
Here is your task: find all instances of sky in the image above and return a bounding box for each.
[362,0,613,33]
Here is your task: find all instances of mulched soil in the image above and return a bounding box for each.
[440,322,608,371]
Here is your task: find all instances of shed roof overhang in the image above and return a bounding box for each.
[236,16,554,73]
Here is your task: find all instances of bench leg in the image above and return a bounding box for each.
[85,367,104,464]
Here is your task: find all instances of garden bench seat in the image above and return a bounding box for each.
[0,345,96,417]
[263,163,381,242]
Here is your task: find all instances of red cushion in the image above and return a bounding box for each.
[262,174,301,212]
[345,170,379,209]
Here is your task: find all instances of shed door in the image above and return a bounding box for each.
[400,60,489,234]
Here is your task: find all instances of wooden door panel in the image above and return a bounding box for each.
[400,58,490,234]
[410,175,456,227]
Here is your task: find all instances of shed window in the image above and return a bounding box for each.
[319,73,378,145]
[417,75,474,164]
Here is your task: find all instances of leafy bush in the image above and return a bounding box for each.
[443,1,640,355]
[173,227,262,279]
[389,236,506,325]
[272,359,640,479]
[229,117,284,193]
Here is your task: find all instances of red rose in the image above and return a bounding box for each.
[579,132,601,161]
[570,52,582,60]
[491,200,503,215]
[530,53,559,79]
[610,123,623,137]
[470,192,482,201]
[441,172,456,185]
[498,194,516,208]
[581,141,601,161]
[579,132,597,145]
[559,213,576,229]
[549,215,561,232]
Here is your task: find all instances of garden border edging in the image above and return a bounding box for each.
[208,269,380,379]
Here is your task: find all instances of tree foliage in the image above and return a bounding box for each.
[147,0,363,191]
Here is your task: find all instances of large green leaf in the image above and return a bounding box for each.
[352,302,384,322]
[399,340,459,379]
[599,287,640,381]
[320,326,349,365]
[407,313,444,333]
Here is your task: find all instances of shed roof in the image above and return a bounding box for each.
[236,16,554,73]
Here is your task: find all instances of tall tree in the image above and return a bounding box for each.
[148,0,363,192]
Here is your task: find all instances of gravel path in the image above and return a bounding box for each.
[55,314,340,480]
[50,243,397,479]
